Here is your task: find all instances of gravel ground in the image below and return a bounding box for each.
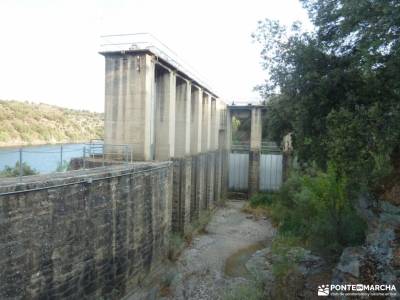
[160,200,275,300]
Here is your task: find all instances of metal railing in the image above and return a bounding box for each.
[0,141,132,182]
[99,33,217,96]
[231,141,250,152]
[230,141,281,153]
[261,141,281,154]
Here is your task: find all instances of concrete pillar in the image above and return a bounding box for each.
[172,77,192,234]
[201,93,211,152]
[104,53,155,161]
[174,78,191,157]
[154,66,176,160]
[190,87,202,155]
[248,107,262,196]
[214,100,224,203]
[214,100,221,150]
[210,98,217,151]
[222,107,230,199]
[226,108,232,151]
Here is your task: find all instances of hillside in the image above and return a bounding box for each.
[0,100,103,146]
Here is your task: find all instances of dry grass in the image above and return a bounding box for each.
[241,203,270,220]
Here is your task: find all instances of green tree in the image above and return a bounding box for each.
[253,0,400,188]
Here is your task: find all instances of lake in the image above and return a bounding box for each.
[0,143,87,174]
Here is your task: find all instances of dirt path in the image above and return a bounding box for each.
[161,200,275,300]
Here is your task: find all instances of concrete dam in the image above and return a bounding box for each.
[0,34,282,299]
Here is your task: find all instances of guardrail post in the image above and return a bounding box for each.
[19,148,23,181]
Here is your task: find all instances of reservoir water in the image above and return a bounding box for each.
[0,143,86,174]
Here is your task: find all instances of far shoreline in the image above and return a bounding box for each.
[0,139,103,149]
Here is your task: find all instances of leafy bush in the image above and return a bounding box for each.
[223,280,264,300]
[268,165,366,256]
[271,235,305,278]
[249,193,275,208]
[0,161,38,177]
[168,233,184,261]
[56,160,70,172]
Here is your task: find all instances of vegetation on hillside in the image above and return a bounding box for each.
[0,100,103,146]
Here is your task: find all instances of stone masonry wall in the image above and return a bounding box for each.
[0,163,172,300]
[188,152,224,224]
[206,152,216,210]
[172,157,192,234]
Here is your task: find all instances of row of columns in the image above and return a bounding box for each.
[103,53,227,161]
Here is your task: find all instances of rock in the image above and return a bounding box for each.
[383,183,400,206]
[332,196,400,294]
[333,246,365,281]
[245,247,274,281]
[245,245,326,299]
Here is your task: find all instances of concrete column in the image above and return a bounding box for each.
[226,108,232,151]
[155,66,176,160]
[248,107,262,196]
[174,78,191,157]
[210,98,217,150]
[104,53,155,161]
[201,93,211,152]
[214,100,224,203]
[190,87,202,155]
[222,107,231,199]
[214,99,221,150]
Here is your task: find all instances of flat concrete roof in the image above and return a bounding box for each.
[99,33,219,99]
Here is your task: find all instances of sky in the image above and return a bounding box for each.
[0,0,311,112]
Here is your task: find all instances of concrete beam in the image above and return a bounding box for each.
[190,86,202,154]
[155,66,176,160]
[104,53,155,161]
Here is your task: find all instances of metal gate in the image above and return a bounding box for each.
[228,152,249,191]
[229,142,283,192]
[260,154,283,191]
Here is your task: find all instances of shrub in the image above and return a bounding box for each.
[249,193,275,208]
[168,233,184,261]
[223,280,264,300]
[268,164,366,256]
[56,160,69,172]
[0,161,38,177]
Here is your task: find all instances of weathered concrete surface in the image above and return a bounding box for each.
[248,107,262,196]
[155,67,176,161]
[248,150,260,196]
[0,163,172,300]
[104,54,155,161]
[172,157,192,234]
[160,201,275,300]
